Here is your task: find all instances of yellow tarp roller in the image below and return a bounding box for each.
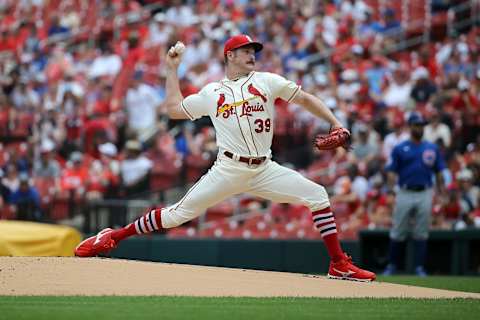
[0,221,81,256]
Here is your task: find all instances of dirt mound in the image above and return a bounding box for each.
[1,257,479,298]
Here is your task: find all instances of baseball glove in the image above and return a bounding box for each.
[314,127,351,150]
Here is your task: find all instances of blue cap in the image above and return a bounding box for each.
[407,112,427,125]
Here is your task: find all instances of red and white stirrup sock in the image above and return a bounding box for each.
[111,208,163,242]
[311,206,345,263]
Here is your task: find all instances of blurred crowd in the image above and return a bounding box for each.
[0,0,479,239]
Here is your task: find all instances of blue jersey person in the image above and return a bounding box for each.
[383,112,446,276]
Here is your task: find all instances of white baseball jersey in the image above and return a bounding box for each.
[180,71,301,157]
[160,71,331,230]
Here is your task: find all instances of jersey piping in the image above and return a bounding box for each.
[221,82,252,155]
[240,72,259,156]
[180,100,195,120]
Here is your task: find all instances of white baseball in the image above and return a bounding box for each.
[174,41,185,54]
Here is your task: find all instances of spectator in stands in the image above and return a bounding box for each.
[165,1,196,27]
[366,188,394,230]
[149,13,173,46]
[357,10,382,40]
[382,115,409,161]
[183,125,215,183]
[383,67,413,109]
[83,110,116,158]
[88,45,122,80]
[443,46,474,79]
[424,110,452,149]
[60,151,87,195]
[42,82,63,112]
[438,182,472,230]
[58,71,84,103]
[451,79,478,112]
[11,78,40,110]
[5,143,30,174]
[9,173,42,221]
[350,123,380,163]
[331,176,366,239]
[1,163,20,195]
[60,89,81,119]
[85,160,117,201]
[452,79,480,149]
[365,55,388,97]
[48,15,69,37]
[120,140,152,198]
[337,69,360,102]
[89,84,113,117]
[33,140,61,178]
[125,71,163,142]
[457,168,479,213]
[98,142,120,178]
[332,176,363,216]
[339,0,371,23]
[146,125,182,195]
[347,163,368,202]
[59,2,81,32]
[380,8,401,35]
[410,67,437,104]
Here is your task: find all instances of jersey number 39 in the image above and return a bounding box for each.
[254,118,271,133]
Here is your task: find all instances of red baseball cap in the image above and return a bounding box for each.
[223,34,263,56]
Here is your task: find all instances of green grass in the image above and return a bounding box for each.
[378,275,480,293]
[0,277,479,320]
[0,296,479,320]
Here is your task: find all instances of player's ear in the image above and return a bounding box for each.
[226,50,235,62]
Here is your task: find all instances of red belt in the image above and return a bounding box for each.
[224,151,267,165]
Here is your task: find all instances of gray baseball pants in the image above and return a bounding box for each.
[390,188,433,241]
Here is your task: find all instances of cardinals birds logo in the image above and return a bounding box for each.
[248,84,267,103]
[216,93,227,117]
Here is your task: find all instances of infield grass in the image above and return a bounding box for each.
[1,276,479,320]
[377,275,480,293]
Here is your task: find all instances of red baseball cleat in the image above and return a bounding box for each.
[75,228,117,257]
[327,255,376,282]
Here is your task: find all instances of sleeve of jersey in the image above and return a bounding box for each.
[385,147,399,172]
[265,72,301,102]
[180,91,209,121]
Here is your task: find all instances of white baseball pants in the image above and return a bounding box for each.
[161,152,330,228]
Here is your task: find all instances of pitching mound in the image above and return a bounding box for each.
[1,257,479,298]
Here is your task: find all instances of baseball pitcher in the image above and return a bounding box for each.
[75,35,375,282]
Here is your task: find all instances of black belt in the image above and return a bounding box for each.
[404,185,428,192]
[224,151,266,165]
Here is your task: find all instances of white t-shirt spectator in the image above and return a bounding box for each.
[125,83,162,132]
[148,22,173,45]
[352,175,369,201]
[120,156,153,186]
[424,123,451,148]
[182,43,207,70]
[88,53,122,79]
[165,5,195,27]
[322,15,338,46]
[383,81,413,109]
[382,131,409,160]
[340,0,371,22]
[11,85,40,110]
[337,82,361,102]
